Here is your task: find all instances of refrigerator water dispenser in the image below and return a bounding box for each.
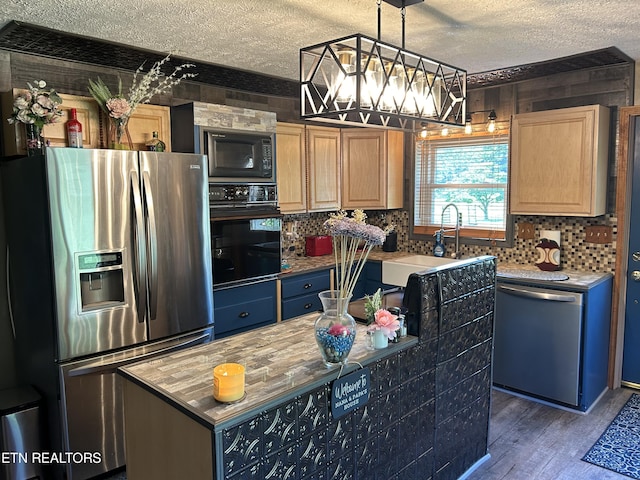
[78,252,125,311]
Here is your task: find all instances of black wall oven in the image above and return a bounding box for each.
[210,183,282,288]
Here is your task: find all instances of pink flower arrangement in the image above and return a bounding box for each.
[105,98,132,119]
[367,309,400,340]
[88,54,196,123]
[7,80,63,129]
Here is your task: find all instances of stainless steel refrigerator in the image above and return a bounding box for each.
[2,148,214,480]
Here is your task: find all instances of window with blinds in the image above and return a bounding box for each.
[414,134,509,241]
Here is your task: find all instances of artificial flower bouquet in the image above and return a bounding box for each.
[367,308,400,340]
[314,210,391,366]
[363,288,383,325]
[88,54,197,147]
[323,210,392,299]
[7,80,63,128]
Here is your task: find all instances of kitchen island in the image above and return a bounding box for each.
[119,255,497,480]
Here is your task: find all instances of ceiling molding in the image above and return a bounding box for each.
[468,47,634,89]
[0,21,634,97]
[0,21,299,98]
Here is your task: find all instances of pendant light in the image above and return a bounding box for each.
[464,109,498,134]
[300,0,467,131]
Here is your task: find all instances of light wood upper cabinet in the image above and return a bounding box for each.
[43,94,102,149]
[126,104,172,152]
[1,90,171,154]
[1,90,101,154]
[276,123,307,213]
[341,129,404,210]
[510,104,610,216]
[306,125,341,212]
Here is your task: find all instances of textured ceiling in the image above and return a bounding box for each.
[0,0,638,84]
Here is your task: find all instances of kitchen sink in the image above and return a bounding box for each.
[382,255,467,287]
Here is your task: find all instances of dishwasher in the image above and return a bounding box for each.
[493,283,584,407]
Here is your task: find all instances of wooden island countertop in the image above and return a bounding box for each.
[119,313,416,429]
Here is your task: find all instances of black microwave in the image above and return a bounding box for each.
[202,129,275,182]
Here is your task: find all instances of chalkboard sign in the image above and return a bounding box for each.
[331,367,370,419]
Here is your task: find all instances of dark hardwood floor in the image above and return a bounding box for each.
[467,387,635,480]
[102,388,634,480]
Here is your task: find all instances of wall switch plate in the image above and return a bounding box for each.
[585,225,613,244]
[517,222,535,240]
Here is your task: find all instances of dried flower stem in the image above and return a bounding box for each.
[325,209,388,301]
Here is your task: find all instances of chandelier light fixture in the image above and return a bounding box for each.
[300,0,467,130]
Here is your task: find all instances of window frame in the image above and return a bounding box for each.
[410,129,514,248]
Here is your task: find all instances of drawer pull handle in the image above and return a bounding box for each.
[304,283,313,289]
[304,303,313,309]
[238,311,250,318]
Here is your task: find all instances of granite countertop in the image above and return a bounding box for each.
[281,249,415,277]
[497,262,612,289]
[282,252,611,289]
[119,313,416,429]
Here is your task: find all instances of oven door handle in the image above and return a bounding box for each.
[498,284,576,302]
[210,210,282,221]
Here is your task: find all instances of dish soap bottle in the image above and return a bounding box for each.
[146,131,166,152]
[66,108,83,148]
[433,230,445,257]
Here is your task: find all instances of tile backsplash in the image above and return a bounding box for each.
[283,210,616,273]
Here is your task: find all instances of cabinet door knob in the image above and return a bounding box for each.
[632,271,640,281]
[304,303,313,309]
[238,311,250,318]
[304,283,312,289]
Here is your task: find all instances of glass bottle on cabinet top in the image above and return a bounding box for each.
[146,131,166,152]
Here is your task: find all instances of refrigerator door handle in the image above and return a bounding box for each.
[142,171,159,320]
[498,284,577,302]
[66,332,211,377]
[5,246,16,339]
[131,171,148,323]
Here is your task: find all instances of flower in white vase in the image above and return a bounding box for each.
[363,288,382,325]
[367,309,400,340]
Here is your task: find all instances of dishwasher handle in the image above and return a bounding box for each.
[498,284,577,302]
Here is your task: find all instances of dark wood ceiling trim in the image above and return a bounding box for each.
[0,21,634,95]
[468,47,634,89]
[0,21,300,98]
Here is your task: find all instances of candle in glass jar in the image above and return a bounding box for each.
[213,363,245,402]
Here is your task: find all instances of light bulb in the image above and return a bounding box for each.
[487,110,497,133]
[335,50,355,103]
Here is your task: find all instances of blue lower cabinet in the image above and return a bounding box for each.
[281,269,331,321]
[214,280,277,338]
[282,292,324,320]
[357,261,396,300]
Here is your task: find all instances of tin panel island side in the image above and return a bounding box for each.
[119,256,496,480]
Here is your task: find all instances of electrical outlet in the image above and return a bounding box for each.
[517,222,535,240]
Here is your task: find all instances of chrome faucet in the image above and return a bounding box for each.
[440,203,462,259]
